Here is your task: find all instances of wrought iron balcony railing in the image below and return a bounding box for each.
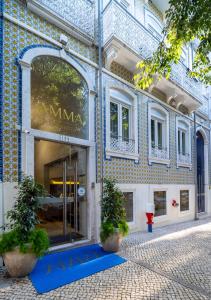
[103,0,208,112]
[178,153,191,165]
[151,146,168,160]
[110,136,135,153]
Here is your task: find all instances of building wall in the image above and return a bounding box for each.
[102,73,195,185]
[1,0,211,240]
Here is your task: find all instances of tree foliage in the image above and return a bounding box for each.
[135,0,211,89]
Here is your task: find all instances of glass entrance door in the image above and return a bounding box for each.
[35,139,87,246]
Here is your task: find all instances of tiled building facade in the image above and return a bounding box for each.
[0,0,211,249]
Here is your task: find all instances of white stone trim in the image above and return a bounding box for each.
[19,46,96,243]
[176,116,192,169]
[119,187,136,227]
[105,83,139,162]
[148,102,170,166]
[151,186,168,220]
[178,187,191,215]
[196,127,209,215]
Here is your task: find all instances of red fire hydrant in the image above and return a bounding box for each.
[146,212,154,232]
[146,203,155,233]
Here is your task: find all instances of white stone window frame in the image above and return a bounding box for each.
[148,102,170,166]
[144,8,163,40]
[121,188,136,227]
[110,99,132,140]
[152,187,168,220]
[176,116,192,169]
[105,86,139,162]
[179,188,190,214]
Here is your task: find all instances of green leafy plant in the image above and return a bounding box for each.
[100,178,129,242]
[135,0,211,89]
[0,229,49,257]
[0,175,49,257]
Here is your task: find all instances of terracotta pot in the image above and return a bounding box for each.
[3,247,37,277]
[102,232,123,252]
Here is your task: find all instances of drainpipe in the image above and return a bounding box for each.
[98,0,104,220]
[194,112,198,220]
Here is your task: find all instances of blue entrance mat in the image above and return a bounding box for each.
[29,244,126,294]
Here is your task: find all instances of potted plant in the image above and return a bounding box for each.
[100,178,129,252]
[0,175,49,277]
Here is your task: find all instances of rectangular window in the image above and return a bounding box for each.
[180,190,189,211]
[110,102,118,139]
[157,122,163,149]
[178,130,181,154]
[182,132,186,155]
[178,129,186,156]
[154,191,166,217]
[122,106,129,141]
[123,192,133,222]
[151,119,155,148]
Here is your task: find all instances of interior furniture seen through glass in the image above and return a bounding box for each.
[35,139,87,246]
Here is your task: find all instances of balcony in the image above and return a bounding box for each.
[103,0,204,113]
[151,146,168,160]
[27,0,95,44]
[110,136,135,153]
[106,135,139,161]
[177,153,192,169]
[149,145,170,166]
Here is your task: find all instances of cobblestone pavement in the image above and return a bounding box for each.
[0,217,211,299]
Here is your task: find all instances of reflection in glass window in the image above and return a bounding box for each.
[123,192,133,222]
[110,101,131,141]
[154,191,166,217]
[178,129,187,155]
[151,118,163,149]
[151,119,155,148]
[180,190,189,211]
[122,107,129,141]
[110,102,118,138]
[157,122,163,149]
[31,56,89,139]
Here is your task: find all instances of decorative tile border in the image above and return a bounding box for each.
[0,0,4,181]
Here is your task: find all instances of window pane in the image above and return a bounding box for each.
[122,107,129,141]
[178,130,181,154]
[31,56,89,139]
[110,102,118,138]
[157,122,163,149]
[151,119,155,148]
[154,191,166,217]
[182,132,186,155]
[180,190,189,211]
[123,192,133,222]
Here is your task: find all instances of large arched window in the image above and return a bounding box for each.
[31,56,89,139]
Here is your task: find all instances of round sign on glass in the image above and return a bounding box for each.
[31,56,89,140]
[78,187,86,197]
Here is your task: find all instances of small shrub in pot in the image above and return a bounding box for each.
[100,178,129,252]
[0,175,49,277]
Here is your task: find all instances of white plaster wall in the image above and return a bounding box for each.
[0,183,17,229]
[95,183,195,238]
[207,189,211,215]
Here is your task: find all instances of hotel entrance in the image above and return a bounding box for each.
[35,139,87,246]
